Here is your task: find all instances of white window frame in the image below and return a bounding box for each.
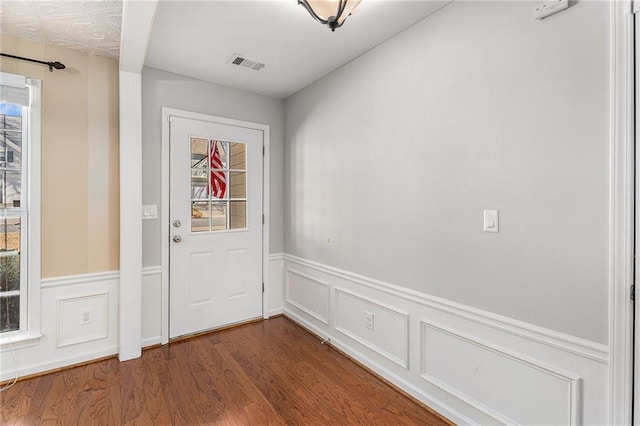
[0,73,42,350]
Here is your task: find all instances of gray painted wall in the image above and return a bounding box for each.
[284,1,609,343]
[142,66,284,266]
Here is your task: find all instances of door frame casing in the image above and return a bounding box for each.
[634,1,640,423]
[610,0,635,424]
[160,107,271,344]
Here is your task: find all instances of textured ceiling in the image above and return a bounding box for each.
[0,0,123,58]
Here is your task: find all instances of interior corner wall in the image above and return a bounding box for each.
[141,66,285,269]
[284,1,609,344]
[0,35,120,278]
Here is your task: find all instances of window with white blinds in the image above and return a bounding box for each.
[0,73,29,106]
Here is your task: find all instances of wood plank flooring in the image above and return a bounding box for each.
[1,317,450,425]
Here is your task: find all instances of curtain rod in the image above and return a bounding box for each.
[1,53,65,72]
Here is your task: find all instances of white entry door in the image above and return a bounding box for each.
[169,116,263,338]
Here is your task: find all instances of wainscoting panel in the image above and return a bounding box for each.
[57,293,109,347]
[282,254,609,425]
[142,266,162,347]
[268,253,284,316]
[285,268,329,324]
[335,287,409,368]
[421,321,581,425]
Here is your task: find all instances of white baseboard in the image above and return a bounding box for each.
[282,254,609,425]
[284,310,473,425]
[2,347,118,381]
[142,336,162,348]
[268,307,284,317]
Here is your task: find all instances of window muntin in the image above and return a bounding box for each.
[190,138,247,233]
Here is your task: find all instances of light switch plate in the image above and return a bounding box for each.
[142,204,158,220]
[534,0,568,20]
[483,210,499,233]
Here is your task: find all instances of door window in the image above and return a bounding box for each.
[190,138,247,232]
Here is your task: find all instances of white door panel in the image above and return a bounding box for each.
[169,117,263,338]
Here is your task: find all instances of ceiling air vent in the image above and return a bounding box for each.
[228,53,266,71]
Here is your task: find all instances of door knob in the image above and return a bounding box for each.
[173,235,182,243]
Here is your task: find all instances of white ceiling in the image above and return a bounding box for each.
[0,0,123,59]
[145,0,450,99]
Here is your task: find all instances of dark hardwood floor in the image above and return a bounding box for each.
[1,317,450,425]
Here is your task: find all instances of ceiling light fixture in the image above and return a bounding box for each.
[297,0,362,32]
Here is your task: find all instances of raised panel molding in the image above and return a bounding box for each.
[284,254,607,363]
[282,254,606,424]
[285,268,329,324]
[335,287,409,368]
[142,265,162,347]
[2,271,118,381]
[268,254,285,316]
[57,292,109,347]
[420,320,581,425]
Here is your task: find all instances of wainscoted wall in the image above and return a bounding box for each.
[0,272,119,381]
[139,254,285,347]
[268,253,284,316]
[0,255,282,381]
[282,255,608,425]
[141,266,163,347]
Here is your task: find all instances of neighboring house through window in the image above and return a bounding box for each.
[0,72,41,346]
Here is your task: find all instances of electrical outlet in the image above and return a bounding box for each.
[80,308,93,325]
[365,311,374,331]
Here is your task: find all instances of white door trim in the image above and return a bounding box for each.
[118,0,158,362]
[634,2,640,424]
[161,107,270,344]
[609,1,635,424]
